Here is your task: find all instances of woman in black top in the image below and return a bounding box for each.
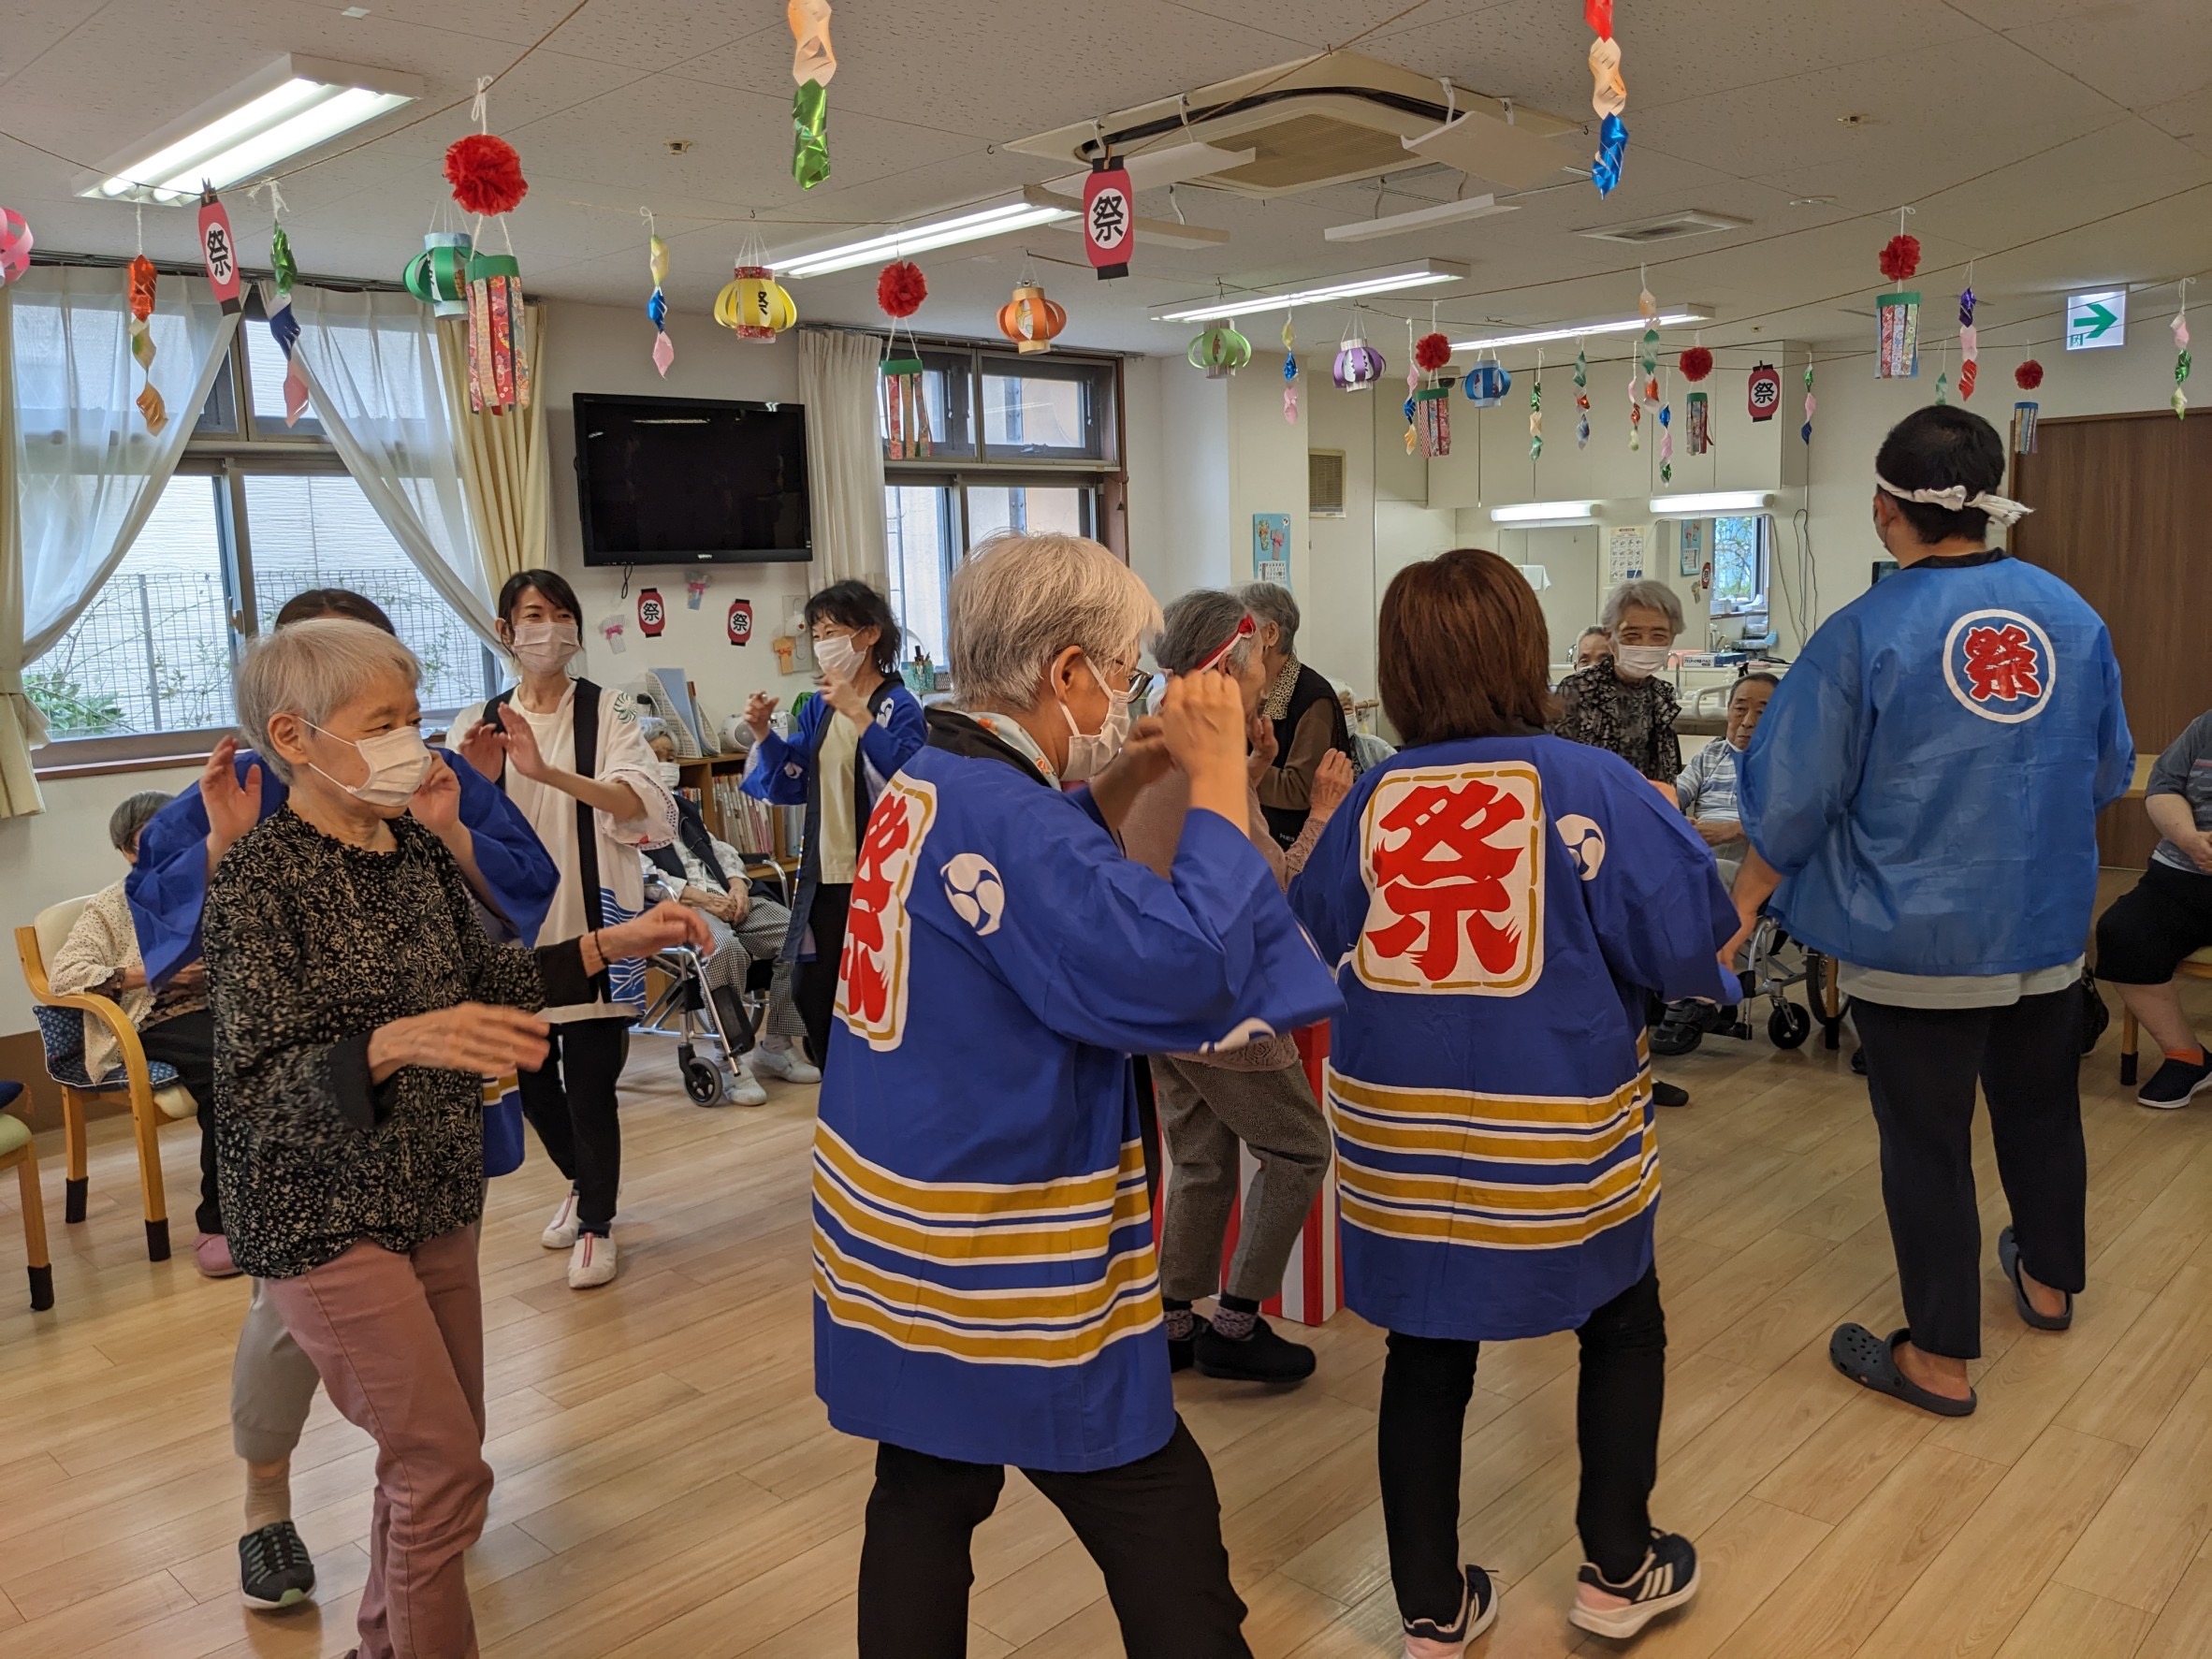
[1555,579,1685,784]
[206,618,706,1659]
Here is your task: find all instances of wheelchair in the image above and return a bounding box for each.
[633,861,792,1107]
[1651,914,1843,1056]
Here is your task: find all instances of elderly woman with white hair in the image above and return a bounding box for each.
[815,534,1341,1659]
[1240,580,1352,849]
[1557,579,1687,786]
[205,618,707,1659]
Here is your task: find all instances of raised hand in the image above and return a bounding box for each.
[201,736,262,859]
[744,691,779,744]
[1245,712,1279,785]
[496,703,548,782]
[455,717,506,782]
[1308,748,1355,822]
[600,898,716,960]
[409,752,462,835]
[1160,672,1250,801]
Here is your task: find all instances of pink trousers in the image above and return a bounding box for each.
[265,1227,490,1659]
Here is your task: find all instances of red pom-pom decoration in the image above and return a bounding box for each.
[2015,358,2044,391]
[877,260,927,319]
[1414,332,1453,373]
[1678,345,1713,384]
[1878,233,1921,284]
[444,134,528,217]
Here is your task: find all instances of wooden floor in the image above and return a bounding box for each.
[4,978,2212,1659]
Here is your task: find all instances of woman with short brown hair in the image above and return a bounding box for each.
[1291,548,1734,1650]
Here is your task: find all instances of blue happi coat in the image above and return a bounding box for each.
[1290,735,1735,1342]
[812,711,1343,1472]
[1738,552,2133,976]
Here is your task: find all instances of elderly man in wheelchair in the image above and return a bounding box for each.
[636,775,819,1107]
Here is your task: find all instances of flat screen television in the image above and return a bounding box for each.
[575,393,810,565]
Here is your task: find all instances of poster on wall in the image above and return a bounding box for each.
[1253,513,1290,587]
[1678,519,1702,578]
[1608,524,1649,584]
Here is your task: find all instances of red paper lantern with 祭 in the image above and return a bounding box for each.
[1082,158,1134,280]
[637,588,665,637]
[728,599,754,647]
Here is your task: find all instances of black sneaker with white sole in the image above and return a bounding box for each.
[1401,1564,1498,1657]
[240,1519,316,1609]
[1567,1530,1699,1639]
[1194,1316,1317,1383]
[2138,1053,2212,1110]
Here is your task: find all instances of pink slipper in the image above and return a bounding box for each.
[195,1233,240,1279]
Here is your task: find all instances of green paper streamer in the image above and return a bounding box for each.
[793,80,831,190]
[270,225,298,295]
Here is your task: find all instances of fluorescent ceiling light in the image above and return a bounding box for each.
[1041,141,1257,197]
[1650,490,1776,517]
[1326,194,1519,243]
[83,55,420,205]
[776,200,1075,279]
[1451,304,1714,353]
[1491,501,1597,526]
[1151,259,1467,324]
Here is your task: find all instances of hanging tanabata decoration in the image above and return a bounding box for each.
[446,89,533,415]
[789,0,835,188]
[2013,358,2043,454]
[1188,320,1251,380]
[1083,156,1134,281]
[1574,345,1591,447]
[196,187,242,314]
[1657,378,1673,483]
[878,259,930,458]
[687,571,711,609]
[1957,286,1978,400]
[1529,350,1543,460]
[1403,324,1422,454]
[404,228,473,317]
[1802,362,1815,446]
[1627,361,1641,450]
[1747,360,1781,422]
[263,218,310,428]
[1585,0,1628,196]
[1637,284,1660,405]
[997,275,1066,355]
[2173,280,2191,419]
[645,221,674,376]
[717,254,797,344]
[1334,326,1386,391]
[1412,329,1453,458]
[1463,357,1510,406]
[1935,343,1949,405]
[1282,317,1299,425]
[1685,389,1709,455]
[1875,219,1921,378]
[127,255,165,435]
[0,207,34,285]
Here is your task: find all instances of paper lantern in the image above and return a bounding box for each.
[1333,332,1386,391]
[404,231,473,318]
[1188,322,1251,379]
[716,265,797,342]
[997,282,1066,355]
[0,207,33,285]
[1463,359,1511,406]
[1747,361,1781,421]
[464,250,533,415]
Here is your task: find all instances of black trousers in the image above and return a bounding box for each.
[141,1009,218,1235]
[794,881,852,1071]
[1852,988,2088,1361]
[1380,1264,1666,1618]
[856,1417,1250,1659]
[516,1017,630,1234]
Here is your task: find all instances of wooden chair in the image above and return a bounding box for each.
[0,1082,53,1310]
[2118,947,2212,1085]
[15,898,199,1262]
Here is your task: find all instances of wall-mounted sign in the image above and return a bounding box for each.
[2065,288,2126,352]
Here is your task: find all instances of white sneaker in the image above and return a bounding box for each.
[752,1044,821,1084]
[541,1190,580,1250]
[726,1063,769,1107]
[567,1233,618,1288]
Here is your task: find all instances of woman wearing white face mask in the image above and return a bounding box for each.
[455,569,681,1290]
[1557,579,1688,787]
[740,579,926,1072]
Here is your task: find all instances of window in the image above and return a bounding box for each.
[1710,516,1771,616]
[880,345,1122,669]
[29,304,497,760]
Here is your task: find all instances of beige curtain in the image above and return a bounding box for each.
[0,290,46,819]
[436,305,549,600]
[798,327,889,589]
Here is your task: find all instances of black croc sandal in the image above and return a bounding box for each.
[1829,1323,1977,1418]
[1999,1226,2073,1331]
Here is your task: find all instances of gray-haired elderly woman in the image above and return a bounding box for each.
[203,618,706,1659]
[1557,578,1688,786]
[1239,580,1352,849]
[812,534,1341,1659]
[1119,589,1352,1388]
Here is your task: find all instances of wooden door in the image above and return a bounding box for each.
[2011,411,2212,867]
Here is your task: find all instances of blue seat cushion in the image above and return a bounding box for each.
[32,1005,178,1091]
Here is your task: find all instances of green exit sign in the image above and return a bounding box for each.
[2065,288,2126,351]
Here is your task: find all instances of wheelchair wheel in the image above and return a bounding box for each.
[1769,1003,1813,1050]
[682,1054,726,1106]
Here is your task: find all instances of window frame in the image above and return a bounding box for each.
[1707,514,1773,619]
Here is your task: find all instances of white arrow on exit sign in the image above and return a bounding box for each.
[2065,288,2127,351]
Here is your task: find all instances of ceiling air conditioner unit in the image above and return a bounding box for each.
[1007,51,1583,197]
[1575,210,1750,246]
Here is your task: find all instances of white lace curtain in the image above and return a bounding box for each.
[798,327,889,589]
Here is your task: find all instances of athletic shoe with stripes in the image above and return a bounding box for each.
[1567,1530,1700,1639]
[1401,1564,1497,1657]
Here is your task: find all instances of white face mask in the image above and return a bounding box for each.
[1059,656,1133,782]
[509,621,579,676]
[1613,644,1672,680]
[813,633,865,682]
[656,760,682,790]
[307,722,434,809]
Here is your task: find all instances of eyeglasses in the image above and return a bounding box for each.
[1121,666,1157,705]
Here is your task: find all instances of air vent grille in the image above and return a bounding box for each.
[1309,449,1347,517]
[1576,210,1750,245]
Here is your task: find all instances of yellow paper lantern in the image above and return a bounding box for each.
[997,282,1067,355]
[714,264,797,342]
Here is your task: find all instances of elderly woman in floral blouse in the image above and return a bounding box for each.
[206,618,707,1659]
[1556,580,1686,786]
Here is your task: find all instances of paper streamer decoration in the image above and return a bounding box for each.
[1637,286,1660,404]
[1802,363,1815,446]
[196,187,243,313]
[1529,360,1543,460]
[789,0,835,188]
[1084,157,1135,280]
[881,355,930,458]
[2173,283,2191,419]
[1188,321,1251,379]
[1575,347,1591,447]
[717,264,797,342]
[1957,287,1978,400]
[1403,385,1419,455]
[1282,317,1299,425]
[404,230,473,317]
[2014,400,2039,454]
[1877,291,1920,378]
[127,256,165,435]
[1627,362,1641,450]
[1335,329,1386,390]
[647,231,673,376]
[0,207,32,285]
[1685,389,1710,455]
[1658,392,1673,484]
[1415,386,1451,458]
[465,245,533,415]
[1585,0,1627,196]
[265,226,309,428]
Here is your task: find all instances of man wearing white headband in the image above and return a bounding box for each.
[1731,404,2133,1420]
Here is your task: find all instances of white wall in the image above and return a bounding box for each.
[1133,355,1230,600]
